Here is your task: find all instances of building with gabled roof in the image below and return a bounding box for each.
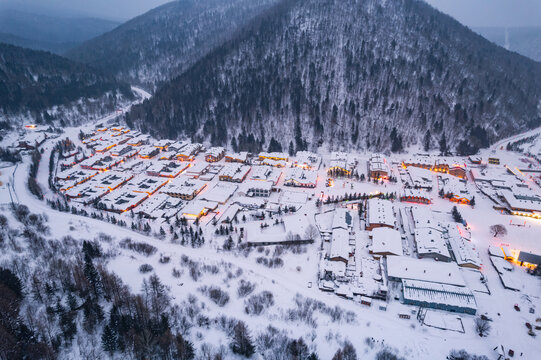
[153,139,172,150]
[225,152,249,163]
[402,155,433,170]
[258,152,289,162]
[386,256,466,287]
[402,279,477,315]
[294,151,321,170]
[200,183,238,204]
[284,167,317,188]
[328,152,356,175]
[369,154,389,180]
[250,165,282,185]
[138,145,160,159]
[160,176,207,200]
[243,180,273,197]
[410,206,438,229]
[219,163,251,183]
[146,162,189,178]
[332,208,352,230]
[126,176,169,195]
[448,232,482,269]
[184,162,209,179]
[400,189,431,204]
[177,143,202,161]
[366,198,395,230]
[414,227,451,262]
[205,147,225,162]
[369,227,403,258]
[329,228,351,263]
[98,190,149,213]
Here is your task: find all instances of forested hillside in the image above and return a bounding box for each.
[0,43,133,117]
[67,0,279,88]
[126,0,541,153]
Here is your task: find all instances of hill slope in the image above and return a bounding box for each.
[474,27,541,63]
[0,32,76,54]
[126,0,541,153]
[67,0,279,88]
[0,43,132,116]
[0,9,119,53]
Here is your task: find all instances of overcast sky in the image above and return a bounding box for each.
[0,0,540,26]
[425,0,541,27]
[0,0,172,20]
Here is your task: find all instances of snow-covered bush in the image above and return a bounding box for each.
[448,349,490,360]
[139,263,153,273]
[244,291,274,315]
[215,315,238,337]
[159,254,171,263]
[189,264,202,281]
[199,285,230,307]
[376,348,405,360]
[119,237,157,256]
[237,280,256,298]
[256,256,284,268]
[97,232,113,243]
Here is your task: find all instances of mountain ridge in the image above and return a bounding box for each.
[67,0,279,89]
[0,43,133,121]
[126,0,541,153]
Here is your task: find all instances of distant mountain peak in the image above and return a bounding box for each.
[67,0,280,89]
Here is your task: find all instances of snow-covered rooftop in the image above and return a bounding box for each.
[367,198,395,228]
[370,227,403,256]
[414,227,451,261]
[386,256,466,287]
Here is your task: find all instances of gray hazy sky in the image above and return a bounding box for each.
[0,0,172,20]
[1,0,540,26]
[424,0,541,27]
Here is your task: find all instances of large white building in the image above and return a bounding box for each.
[414,227,451,262]
[366,198,395,230]
[369,227,403,258]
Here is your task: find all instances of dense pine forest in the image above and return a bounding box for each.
[0,43,132,115]
[126,0,541,153]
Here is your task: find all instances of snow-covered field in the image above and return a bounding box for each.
[1,104,541,359]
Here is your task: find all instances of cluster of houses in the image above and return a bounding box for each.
[315,193,482,315]
[471,161,541,219]
[51,124,541,320]
[55,127,332,224]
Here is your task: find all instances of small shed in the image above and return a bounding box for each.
[360,296,372,306]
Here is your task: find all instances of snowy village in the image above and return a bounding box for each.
[1,116,541,359]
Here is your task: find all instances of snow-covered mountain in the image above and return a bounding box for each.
[66,0,279,89]
[126,0,541,153]
[0,43,133,124]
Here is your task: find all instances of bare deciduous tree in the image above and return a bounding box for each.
[304,224,320,241]
[475,317,491,337]
[489,224,507,238]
